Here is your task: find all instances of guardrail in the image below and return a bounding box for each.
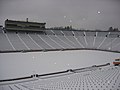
[0,63,110,85]
[0,48,120,53]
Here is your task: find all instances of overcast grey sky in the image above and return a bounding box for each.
[0,0,120,30]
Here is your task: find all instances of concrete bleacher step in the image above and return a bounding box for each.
[0,66,120,90]
[0,29,120,53]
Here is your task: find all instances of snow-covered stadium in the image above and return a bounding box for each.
[0,20,120,90]
[0,20,120,53]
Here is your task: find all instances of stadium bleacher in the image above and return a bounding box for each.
[0,27,120,53]
[0,65,120,90]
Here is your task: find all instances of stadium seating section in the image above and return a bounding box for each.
[0,27,120,53]
[0,65,120,90]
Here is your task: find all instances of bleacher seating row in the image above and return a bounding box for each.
[0,65,120,90]
[0,27,120,53]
